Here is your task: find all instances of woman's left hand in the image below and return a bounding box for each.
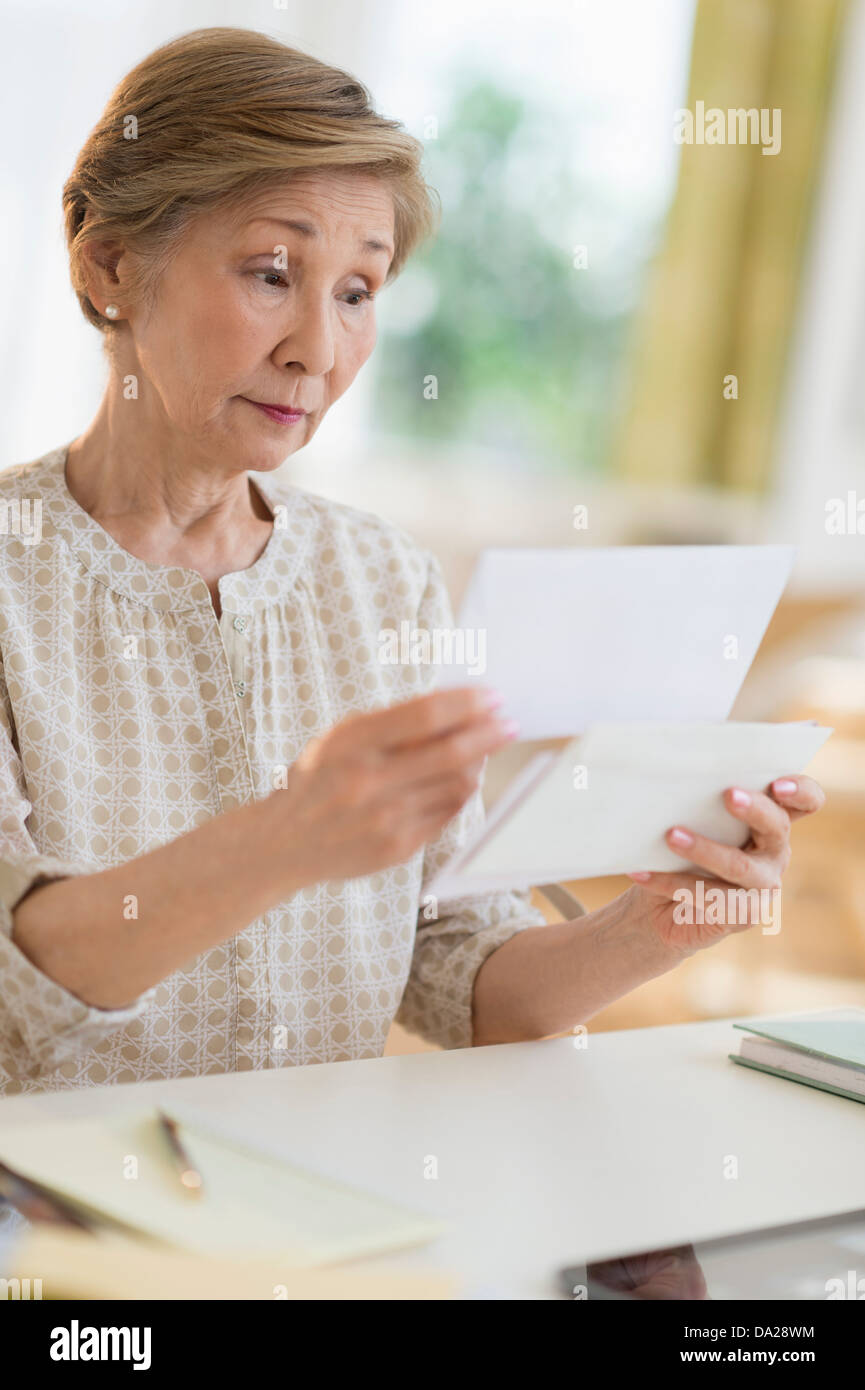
[626,775,826,954]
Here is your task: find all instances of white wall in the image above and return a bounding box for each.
[0,0,396,470]
[767,0,865,595]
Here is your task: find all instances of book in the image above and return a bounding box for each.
[730,1007,865,1106]
[0,1108,445,1266]
[429,720,832,898]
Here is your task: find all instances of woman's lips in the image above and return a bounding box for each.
[242,398,307,425]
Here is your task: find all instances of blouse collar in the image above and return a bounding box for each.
[28,442,316,616]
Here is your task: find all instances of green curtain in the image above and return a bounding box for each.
[614,0,848,492]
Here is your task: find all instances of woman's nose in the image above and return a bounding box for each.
[274,294,335,377]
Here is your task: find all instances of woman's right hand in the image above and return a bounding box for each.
[263,687,518,888]
[11,686,516,1015]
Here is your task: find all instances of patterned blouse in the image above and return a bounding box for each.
[0,443,545,1096]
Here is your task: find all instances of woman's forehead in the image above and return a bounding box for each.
[219,172,396,240]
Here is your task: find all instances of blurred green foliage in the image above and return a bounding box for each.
[374,74,664,475]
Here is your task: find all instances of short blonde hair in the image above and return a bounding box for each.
[63,26,440,332]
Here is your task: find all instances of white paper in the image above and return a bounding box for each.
[429,721,832,897]
[432,545,794,740]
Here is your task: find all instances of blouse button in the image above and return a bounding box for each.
[234,680,247,698]
[232,615,249,633]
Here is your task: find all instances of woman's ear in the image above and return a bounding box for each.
[81,238,125,317]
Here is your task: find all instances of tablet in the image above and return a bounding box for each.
[558,1205,865,1300]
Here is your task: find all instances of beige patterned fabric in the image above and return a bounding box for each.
[0,443,545,1096]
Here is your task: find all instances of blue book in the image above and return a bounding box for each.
[730,1007,865,1105]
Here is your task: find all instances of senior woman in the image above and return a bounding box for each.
[0,28,823,1098]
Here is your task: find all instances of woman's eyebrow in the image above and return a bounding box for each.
[245,216,393,258]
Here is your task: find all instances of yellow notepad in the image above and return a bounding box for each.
[0,1109,445,1266]
[5,1228,454,1300]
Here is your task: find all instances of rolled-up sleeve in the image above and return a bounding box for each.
[394,552,547,1050]
[0,683,153,1082]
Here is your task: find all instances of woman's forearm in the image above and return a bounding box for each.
[471,886,692,1045]
[11,690,512,1014]
[11,794,300,1010]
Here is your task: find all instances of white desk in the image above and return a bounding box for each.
[2,1017,864,1299]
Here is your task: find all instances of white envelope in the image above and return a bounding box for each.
[432,545,794,740]
[428,721,832,897]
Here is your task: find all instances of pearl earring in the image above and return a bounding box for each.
[104,304,119,319]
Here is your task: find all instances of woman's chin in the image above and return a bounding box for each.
[258,435,310,468]
[223,423,311,469]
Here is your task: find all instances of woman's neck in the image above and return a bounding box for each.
[65,399,275,614]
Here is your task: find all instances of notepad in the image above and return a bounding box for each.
[3,1227,454,1300]
[432,545,794,739]
[429,720,832,896]
[730,1007,865,1106]
[0,1109,445,1266]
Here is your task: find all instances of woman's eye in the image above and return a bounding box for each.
[253,270,289,289]
[250,272,374,306]
[342,290,375,308]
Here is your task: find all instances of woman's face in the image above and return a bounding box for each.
[115,170,395,470]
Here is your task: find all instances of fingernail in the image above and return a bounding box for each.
[500,718,520,740]
[668,827,694,848]
[627,871,652,882]
[481,689,505,710]
[730,788,751,808]
[773,778,797,795]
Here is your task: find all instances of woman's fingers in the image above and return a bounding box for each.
[283,689,522,882]
[627,869,745,900]
[334,686,503,753]
[719,787,790,853]
[769,774,826,821]
[391,717,516,786]
[651,788,789,889]
[324,690,519,806]
[368,760,487,822]
[299,688,516,804]
[370,779,487,863]
[653,824,776,890]
[626,869,698,896]
[659,829,778,889]
[412,781,478,820]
